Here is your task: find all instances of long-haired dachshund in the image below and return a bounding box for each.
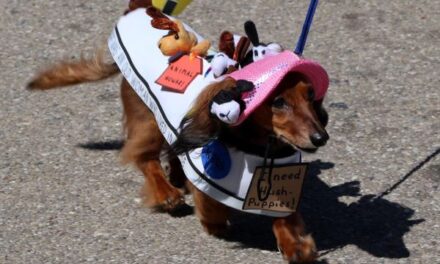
[28,12,329,264]
[28,55,328,262]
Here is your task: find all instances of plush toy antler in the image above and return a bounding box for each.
[242,21,283,66]
[147,7,180,32]
[128,0,153,11]
[146,7,211,57]
[124,0,152,14]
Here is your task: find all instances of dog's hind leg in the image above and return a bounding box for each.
[190,182,229,237]
[272,212,317,263]
[120,79,184,212]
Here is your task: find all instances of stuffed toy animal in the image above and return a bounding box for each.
[242,20,283,66]
[146,7,211,57]
[211,21,283,76]
[126,0,192,15]
[127,0,152,12]
[210,31,250,78]
[209,80,254,124]
[210,31,238,78]
[210,52,237,78]
[150,0,193,16]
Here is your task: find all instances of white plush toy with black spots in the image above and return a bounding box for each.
[209,80,254,124]
[211,52,238,78]
[242,20,283,65]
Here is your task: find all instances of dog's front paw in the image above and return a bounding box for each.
[278,234,317,263]
[156,187,185,212]
[143,183,186,213]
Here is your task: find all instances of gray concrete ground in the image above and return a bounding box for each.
[1,0,439,263]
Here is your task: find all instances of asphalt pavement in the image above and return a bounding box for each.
[1,0,439,263]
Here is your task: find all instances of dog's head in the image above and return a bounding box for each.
[147,7,198,56]
[172,73,328,155]
[249,73,329,151]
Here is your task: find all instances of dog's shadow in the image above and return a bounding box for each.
[225,160,424,260]
[78,140,124,151]
[79,141,424,259]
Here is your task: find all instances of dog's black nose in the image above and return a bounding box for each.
[310,132,329,147]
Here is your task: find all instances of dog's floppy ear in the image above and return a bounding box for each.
[146,7,179,32]
[171,78,237,155]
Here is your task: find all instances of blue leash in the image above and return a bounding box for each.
[294,0,319,56]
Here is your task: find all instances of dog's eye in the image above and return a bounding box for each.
[272,97,286,108]
[174,34,180,40]
[307,87,315,101]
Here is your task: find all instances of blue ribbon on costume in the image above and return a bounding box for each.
[294,0,319,56]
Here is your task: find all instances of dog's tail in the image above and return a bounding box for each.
[27,47,119,90]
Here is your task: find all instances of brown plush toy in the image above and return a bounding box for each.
[129,0,152,10]
[125,0,152,14]
[210,31,251,78]
[146,7,210,57]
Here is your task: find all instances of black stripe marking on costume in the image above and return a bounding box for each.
[114,26,244,201]
[162,0,177,15]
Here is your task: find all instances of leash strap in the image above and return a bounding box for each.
[257,136,276,201]
[294,0,320,56]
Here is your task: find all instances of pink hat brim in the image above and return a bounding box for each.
[228,51,329,125]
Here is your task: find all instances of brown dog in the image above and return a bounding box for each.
[28,47,328,262]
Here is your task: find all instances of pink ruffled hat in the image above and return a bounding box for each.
[228,50,329,125]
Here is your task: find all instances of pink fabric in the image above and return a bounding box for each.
[229,51,329,125]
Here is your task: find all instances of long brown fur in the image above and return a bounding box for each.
[189,182,230,236]
[28,47,328,262]
[120,79,185,210]
[27,47,118,90]
[273,213,317,262]
[171,77,236,155]
[170,72,327,262]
